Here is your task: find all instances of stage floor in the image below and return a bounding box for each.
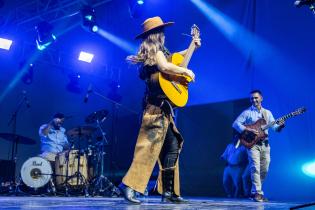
[0,196,306,209]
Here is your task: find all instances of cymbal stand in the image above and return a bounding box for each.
[61,142,73,197]
[90,119,120,197]
[7,94,30,194]
[64,128,89,196]
[89,89,137,181]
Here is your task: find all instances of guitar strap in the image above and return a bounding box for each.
[262,109,268,123]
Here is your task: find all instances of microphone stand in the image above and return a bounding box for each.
[7,94,30,194]
[87,90,137,196]
[92,90,138,115]
[94,91,137,173]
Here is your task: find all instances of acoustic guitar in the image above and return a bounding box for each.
[158,24,200,107]
[239,107,306,148]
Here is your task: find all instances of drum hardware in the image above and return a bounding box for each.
[58,150,89,196]
[47,179,56,195]
[66,126,96,138]
[64,149,71,196]
[62,127,93,196]
[86,111,120,197]
[55,141,73,196]
[83,89,137,195]
[85,109,109,124]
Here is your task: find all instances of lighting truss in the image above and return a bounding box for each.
[0,0,111,33]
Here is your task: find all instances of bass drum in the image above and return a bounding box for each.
[20,157,52,189]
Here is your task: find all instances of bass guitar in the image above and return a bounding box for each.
[239,107,306,148]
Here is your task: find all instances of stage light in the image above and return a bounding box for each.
[128,0,144,18]
[66,73,82,94]
[92,25,99,32]
[81,5,98,32]
[107,80,122,103]
[0,38,12,50]
[302,160,315,178]
[35,21,56,51]
[78,51,94,63]
[20,62,34,85]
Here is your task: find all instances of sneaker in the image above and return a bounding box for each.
[253,193,263,202]
[261,195,269,202]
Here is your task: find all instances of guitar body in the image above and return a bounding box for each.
[158,53,192,107]
[239,119,268,148]
[157,24,200,107]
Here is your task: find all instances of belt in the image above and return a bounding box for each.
[147,98,175,117]
[256,140,269,146]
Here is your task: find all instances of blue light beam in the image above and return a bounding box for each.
[0,55,39,102]
[190,0,271,60]
[97,28,137,54]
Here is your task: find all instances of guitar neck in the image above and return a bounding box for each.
[264,112,298,130]
[180,40,196,68]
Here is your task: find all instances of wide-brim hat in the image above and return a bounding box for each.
[135,16,174,39]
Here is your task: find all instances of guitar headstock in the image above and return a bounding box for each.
[292,107,307,116]
[191,24,200,39]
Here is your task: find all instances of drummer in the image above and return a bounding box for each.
[39,113,70,166]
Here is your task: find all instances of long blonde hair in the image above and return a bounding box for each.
[127,30,165,66]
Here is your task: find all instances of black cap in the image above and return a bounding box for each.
[53,112,65,119]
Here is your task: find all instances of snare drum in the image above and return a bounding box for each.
[20,157,52,189]
[55,150,88,187]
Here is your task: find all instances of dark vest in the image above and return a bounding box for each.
[139,49,171,108]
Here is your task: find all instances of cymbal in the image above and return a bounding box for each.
[66,126,96,137]
[85,109,109,124]
[0,133,36,145]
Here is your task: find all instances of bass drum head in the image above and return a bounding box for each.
[20,157,52,188]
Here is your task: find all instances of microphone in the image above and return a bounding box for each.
[84,84,93,103]
[294,0,315,7]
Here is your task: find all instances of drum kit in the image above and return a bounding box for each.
[0,109,120,197]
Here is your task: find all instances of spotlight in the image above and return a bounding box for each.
[128,0,145,18]
[302,160,315,178]
[78,51,94,63]
[35,21,56,51]
[81,5,98,32]
[0,37,12,50]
